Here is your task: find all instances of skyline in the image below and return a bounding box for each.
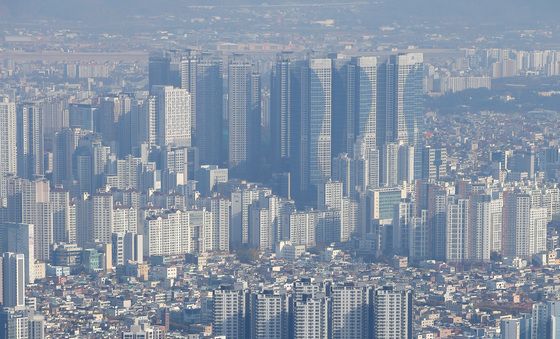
[2,1,560,338]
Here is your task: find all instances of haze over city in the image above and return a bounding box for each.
[1,1,560,338]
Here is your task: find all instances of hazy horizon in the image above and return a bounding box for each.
[2,0,559,27]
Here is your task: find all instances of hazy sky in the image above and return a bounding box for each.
[1,0,558,28]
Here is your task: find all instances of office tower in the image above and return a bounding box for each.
[124,232,143,264]
[409,210,429,261]
[75,195,90,247]
[196,58,224,166]
[261,88,271,158]
[331,57,347,158]
[291,59,333,205]
[0,308,33,339]
[179,53,198,138]
[201,196,230,253]
[372,286,412,339]
[378,53,424,147]
[99,94,132,157]
[212,285,248,339]
[17,103,44,180]
[230,187,272,248]
[72,136,107,195]
[317,180,343,211]
[0,223,34,284]
[293,293,329,339]
[0,98,17,179]
[167,51,183,87]
[148,52,171,91]
[331,283,369,339]
[397,144,415,184]
[228,59,261,178]
[445,198,469,263]
[129,98,144,153]
[39,96,69,152]
[271,54,295,170]
[276,200,295,242]
[269,172,292,201]
[341,198,359,242]
[249,72,262,172]
[367,187,403,221]
[21,179,52,262]
[98,95,119,149]
[347,56,378,155]
[152,85,191,148]
[316,209,342,244]
[427,184,448,261]
[68,103,96,131]
[251,290,288,339]
[306,58,332,196]
[332,153,352,197]
[380,143,399,187]
[393,200,414,256]
[4,176,23,223]
[53,128,85,187]
[365,148,380,191]
[2,252,25,307]
[50,188,75,244]
[51,243,83,269]
[196,165,229,196]
[378,53,424,179]
[184,147,199,181]
[510,151,536,181]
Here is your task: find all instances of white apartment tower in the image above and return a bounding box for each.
[251,290,288,339]
[153,85,191,148]
[445,198,469,263]
[0,97,17,180]
[22,179,52,262]
[293,293,329,339]
[212,286,248,339]
[331,283,368,339]
[373,286,412,339]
